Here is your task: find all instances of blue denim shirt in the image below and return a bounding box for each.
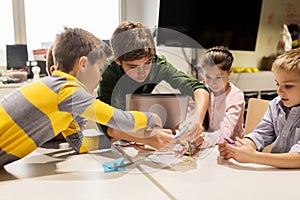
[245,96,300,153]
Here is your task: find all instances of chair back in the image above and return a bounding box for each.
[244,98,269,134]
[244,98,273,152]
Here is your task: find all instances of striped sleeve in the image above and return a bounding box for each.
[57,81,156,135]
[81,100,155,133]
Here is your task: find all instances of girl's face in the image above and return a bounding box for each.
[204,66,230,94]
[118,57,152,83]
[274,70,300,107]
[77,57,107,94]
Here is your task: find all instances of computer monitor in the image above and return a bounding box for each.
[6,44,28,70]
[125,94,190,129]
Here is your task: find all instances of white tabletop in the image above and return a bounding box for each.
[0,147,170,200]
[143,147,300,200]
[1,145,299,200]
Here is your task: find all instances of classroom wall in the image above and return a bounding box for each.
[121,0,300,69]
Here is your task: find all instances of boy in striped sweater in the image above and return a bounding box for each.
[0,27,162,167]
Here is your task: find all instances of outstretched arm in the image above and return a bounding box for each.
[219,138,300,169]
[107,127,174,150]
[189,88,209,148]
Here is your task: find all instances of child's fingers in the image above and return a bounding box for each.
[162,129,173,135]
[221,146,236,159]
[218,141,226,150]
[235,137,244,146]
[225,142,238,153]
[218,143,231,157]
[221,149,234,159]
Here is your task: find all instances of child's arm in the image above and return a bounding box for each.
[193,88,210,133]
[107,127,174,150]
[249,151,300,168]
[60,120,87,153]
[61,119,107,153]
[81,100,161,134]
[62,120,110,153]
[220,138,300,168]
[189,88,209,148]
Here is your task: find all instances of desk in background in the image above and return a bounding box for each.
[0,83,23,99]
[229,71,277,98]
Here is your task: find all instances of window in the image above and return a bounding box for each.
[24,0,119,59]
[0,0,15,67]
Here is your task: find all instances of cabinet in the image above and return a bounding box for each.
[229,71,277,98]
[229,71,277,121]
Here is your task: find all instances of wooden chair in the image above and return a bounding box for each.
[244,98,273,152]
[244,98,269,134]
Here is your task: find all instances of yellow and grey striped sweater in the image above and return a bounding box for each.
[0,70,155,166]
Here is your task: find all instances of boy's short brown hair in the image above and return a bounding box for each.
[272,47,300,76]
[110,21,156,62]
[53,27,107,73]
[46,45,54,76]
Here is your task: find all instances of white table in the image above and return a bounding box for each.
[0,147,170,200]
[143,147,300,200]
[1,145,299,200]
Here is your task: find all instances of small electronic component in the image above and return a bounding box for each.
[224,137,237,146]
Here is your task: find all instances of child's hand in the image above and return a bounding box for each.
[191,123,204,149]
[223,138,257,163]
[219,138,257,163]
[147,128,174,151]
[173,121,196,141]
[173,109,205,151]
[150,112,162,128]
[172,121,202,155]
[179,121,203,146]
[218,141,232,159]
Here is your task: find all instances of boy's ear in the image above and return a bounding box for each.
[78,56,88,71]
[50,65,56,74]
[114,56,121,65]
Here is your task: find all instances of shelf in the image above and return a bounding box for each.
[229,71,276,92]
